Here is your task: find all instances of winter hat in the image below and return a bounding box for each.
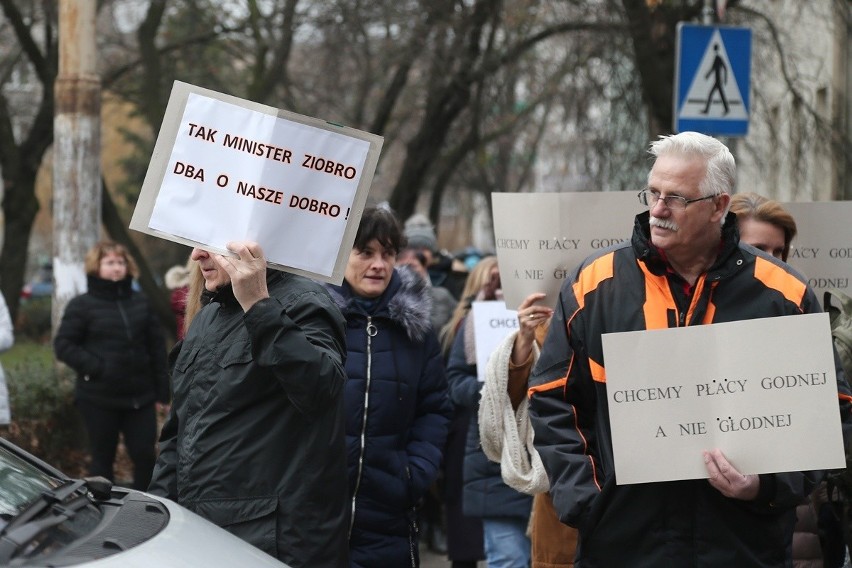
[404,213,438,252]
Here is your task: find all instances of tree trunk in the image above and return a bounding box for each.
[0,175,40,324]
[52,0,102,340]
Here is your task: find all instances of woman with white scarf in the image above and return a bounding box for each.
[479,292,578,568]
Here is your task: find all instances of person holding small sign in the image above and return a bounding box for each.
[528,131,852,567]
[445,257,536,568]
[479,291,578,568]
[324,206,451,568]
[148,240,350,567]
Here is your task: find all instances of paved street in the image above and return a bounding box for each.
[419,544,449,567]
[419,542,486,567]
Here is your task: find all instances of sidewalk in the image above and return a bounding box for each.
[419,542,485,567]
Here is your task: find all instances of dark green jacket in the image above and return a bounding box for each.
[149,271,349,568]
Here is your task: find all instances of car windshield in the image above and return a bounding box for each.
[0,444,61,519]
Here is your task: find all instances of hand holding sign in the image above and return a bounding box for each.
[213,241,270,312]
[703,448,759,500]
[512,292,553,367]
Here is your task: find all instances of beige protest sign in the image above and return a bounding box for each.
[602,313,844,485]
[492,192,642,310]
[781,201,852,306]
[130,81,382,284]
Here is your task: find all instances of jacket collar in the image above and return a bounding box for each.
[326,266,433,342]
[87,275,133,300]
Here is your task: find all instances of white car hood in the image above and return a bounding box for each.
[80,492,290,568]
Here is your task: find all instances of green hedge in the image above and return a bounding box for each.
[15,297,52,343]
[2,341,87,476]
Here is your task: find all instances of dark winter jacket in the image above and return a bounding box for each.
[148,270,350,568]
[446,317,533,520]
[326,267,452,568]
[529,211,852,567]
[54,275,169,409]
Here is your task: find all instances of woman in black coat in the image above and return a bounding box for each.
[54,240,169,489]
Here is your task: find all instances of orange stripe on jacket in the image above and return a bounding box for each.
[685,278,718,325]
[753,257,807,308]
[589,358,606,384]
[638,263,674,329]
[638,261,718,328]
[529,377,568,396]
[572,254,615,311]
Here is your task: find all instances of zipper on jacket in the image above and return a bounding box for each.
[408,510,418,567]
[116,300,142,409]
[116,301,133,340]
[349,317,377,537]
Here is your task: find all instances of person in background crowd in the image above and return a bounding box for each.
[404,213,468,300]
[479,290,577,568]
[0,290,14,426]
[325,206,451,567]
[149,240,350,567]
[437,259,503,568]
[397,246,456,332]
[730,192,845,568]
[728,192,797,262]
[54,240,169,490]
[395,245,455,555]
[528,131,852,567]
[445,256,533,568]
[164,258,193,341]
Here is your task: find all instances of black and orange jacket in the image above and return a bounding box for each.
[528,211,852,568]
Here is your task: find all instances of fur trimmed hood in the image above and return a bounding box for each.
[325,266,434,343]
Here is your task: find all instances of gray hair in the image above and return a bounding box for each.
[647,132,736,197]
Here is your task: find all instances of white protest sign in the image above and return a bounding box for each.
[471,301,519,382]
[602,313,844,485]
[492,192,642,310]
[130,81,382,284]
[781,201,852,306]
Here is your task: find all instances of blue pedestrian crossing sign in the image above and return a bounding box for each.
[674,23,752,136]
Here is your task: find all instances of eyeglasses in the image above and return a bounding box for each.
[637,189,716,211]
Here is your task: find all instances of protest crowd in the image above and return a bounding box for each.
[42,131,852,568]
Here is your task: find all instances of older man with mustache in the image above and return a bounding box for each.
[527,131,852,567]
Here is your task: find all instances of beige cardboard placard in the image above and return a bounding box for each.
[130,81,382,284]
[492,192,642,310]
[781,201,852,306]
[602,313,844,485]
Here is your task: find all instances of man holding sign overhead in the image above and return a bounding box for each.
[528,132,852,567]
[149,241,349,567]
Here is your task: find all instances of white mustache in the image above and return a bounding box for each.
[649,216,679,232]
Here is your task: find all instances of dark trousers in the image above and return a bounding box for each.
[76,399,157,490]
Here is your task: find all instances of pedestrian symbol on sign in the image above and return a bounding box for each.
[701,44,729,115]
[678,29,747,121]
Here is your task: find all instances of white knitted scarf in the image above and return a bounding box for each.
[479,331,550,495]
